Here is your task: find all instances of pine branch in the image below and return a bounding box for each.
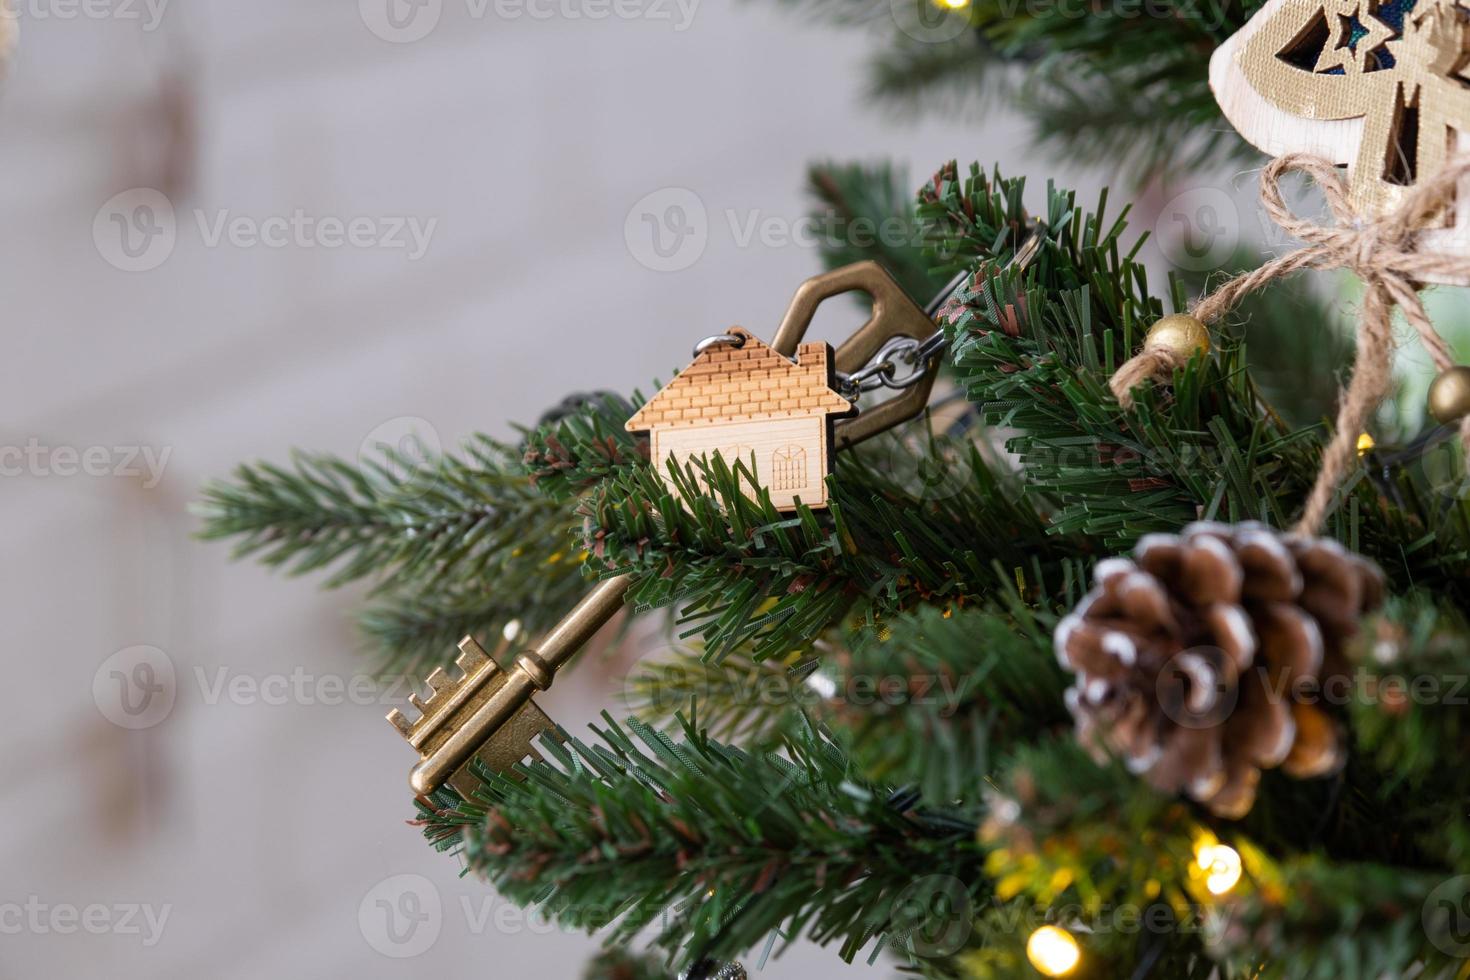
[522,394,645,501]
[421,713,984,970]
[977,739,1463,978]
[1019,60,1250,179]
[198,434,565,590]
[920,161,1470,598]
[980,739,1197,906]
[196,432,584,670]
[1348,594,1470,869]
[626,597,1075,804]
[583,432,1065,660]
[822,601,1072,803]
[356,557,591,677]
[865,34,1003,120]
[625,644,810,746]
[949,896,1216,980]
[764,0,1267,182]
[1209,858,1464,979]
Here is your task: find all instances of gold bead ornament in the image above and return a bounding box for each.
[1427,366,1470,425]
[1145,314,1212,359]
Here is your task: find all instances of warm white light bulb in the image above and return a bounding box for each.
[936,0,972,8]
[1196,842,1243,895]
[1026,925,1080,977]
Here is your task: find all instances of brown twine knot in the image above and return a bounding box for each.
[1109,343,1189,412]
[1110,152,1470,535]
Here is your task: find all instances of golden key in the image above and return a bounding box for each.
[389,246,1039,797]
[389,576,630,797]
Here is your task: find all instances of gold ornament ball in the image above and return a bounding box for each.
[1427,366,1470,425]
[1144,314,1211,359]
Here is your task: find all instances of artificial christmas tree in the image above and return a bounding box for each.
[198,2,1470,976]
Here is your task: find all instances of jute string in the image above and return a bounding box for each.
[1110,152,1470,535]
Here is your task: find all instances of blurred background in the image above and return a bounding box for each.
[3,0,1412,976]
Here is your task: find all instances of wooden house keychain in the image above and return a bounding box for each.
[388,238,1041,798]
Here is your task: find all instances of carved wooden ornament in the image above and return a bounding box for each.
[625,328,855,512]
[1209,0,1470,283]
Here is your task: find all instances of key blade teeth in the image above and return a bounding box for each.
[523,699,559,738]
[456,636,491,673]
[411,632,574,796]
[386,708,414,737]
[398,635,516,766]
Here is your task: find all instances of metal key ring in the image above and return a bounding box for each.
[692,333,746,358]
[831,226,1047,401]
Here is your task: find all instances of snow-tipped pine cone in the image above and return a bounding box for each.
[1055,521,1384,818]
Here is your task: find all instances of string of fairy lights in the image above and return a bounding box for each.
[1021,838,1243,976]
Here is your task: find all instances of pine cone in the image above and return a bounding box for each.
[1054,521,1384,818]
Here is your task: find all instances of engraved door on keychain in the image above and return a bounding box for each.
[624,327,854,510]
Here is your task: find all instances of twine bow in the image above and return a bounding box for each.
[1110,152,1470,535]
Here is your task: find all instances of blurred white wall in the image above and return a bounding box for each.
[0,2,1116,976]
